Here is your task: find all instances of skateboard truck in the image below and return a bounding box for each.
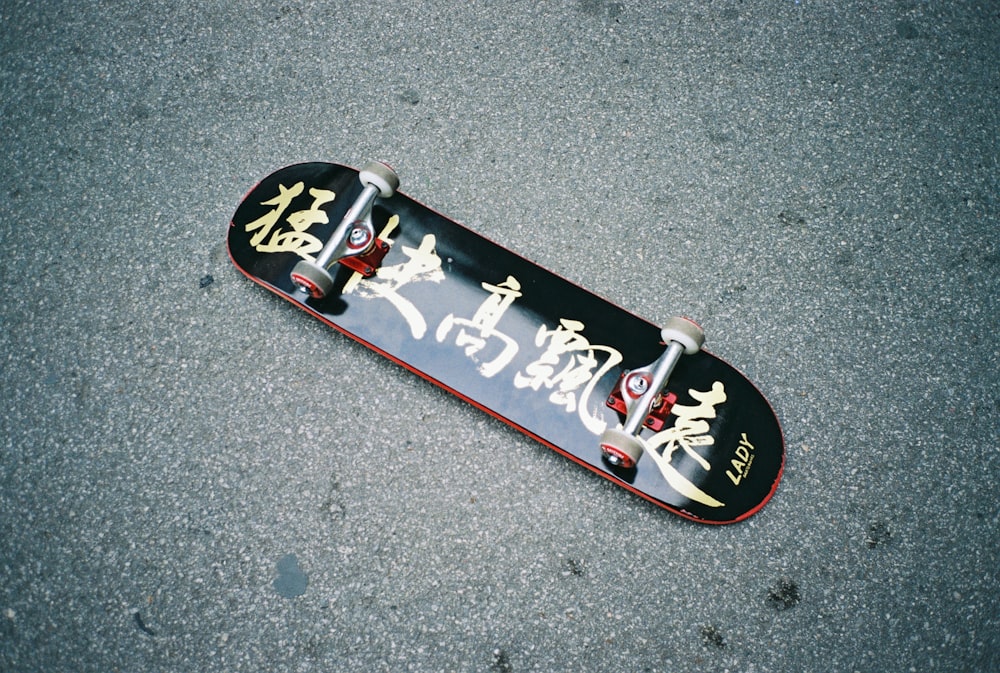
[605,378,678,432]
[290,161,400,299]
[599,317,706,469]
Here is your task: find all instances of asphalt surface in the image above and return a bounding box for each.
[1,1,997,671]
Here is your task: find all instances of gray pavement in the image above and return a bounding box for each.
[1,1,997,671]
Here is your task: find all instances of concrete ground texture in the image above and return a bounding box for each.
[1,1,997,671]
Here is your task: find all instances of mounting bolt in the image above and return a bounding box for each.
[626,373,649,396]
[349,226,371,247]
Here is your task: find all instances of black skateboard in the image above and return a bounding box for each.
[228,161,784,523]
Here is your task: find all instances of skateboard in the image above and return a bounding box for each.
[228,161,784,524]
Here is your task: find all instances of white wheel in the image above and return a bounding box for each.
[359,161,400,198]
[290,260,335,299]
[599,427,645,469]
[660,316,705,355]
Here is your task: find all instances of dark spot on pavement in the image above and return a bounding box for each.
[700,624,726,648]
[133,611,156,636]
[866,520,892,548]
[491,647,513,672]
[274,553,308,598]
[767,578,801,610]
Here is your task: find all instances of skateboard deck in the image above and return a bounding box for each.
[228,161,784,523]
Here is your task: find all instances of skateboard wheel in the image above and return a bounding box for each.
[599,427,645,469]
[359,161,400,198]
[290,260,335,299]
[660,316,705,355]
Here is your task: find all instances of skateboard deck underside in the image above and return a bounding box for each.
[228,162,784,523]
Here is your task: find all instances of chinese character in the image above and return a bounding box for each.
[345,231,444,339]
[244,182,334,260]
[642,381,728,507]
[515,318,623,434]
[435,276,522,378]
